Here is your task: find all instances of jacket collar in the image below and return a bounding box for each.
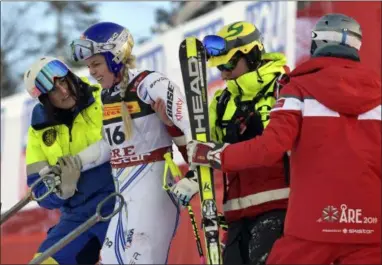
[226,52,287,96]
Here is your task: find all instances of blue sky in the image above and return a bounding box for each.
[1,1,173,91]
[97,1,173,40]
[1,1,173,41]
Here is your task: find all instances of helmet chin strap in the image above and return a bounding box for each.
[111,71,123,87]
[244,54,264,84]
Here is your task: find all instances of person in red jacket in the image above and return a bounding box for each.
[186,13,381,264]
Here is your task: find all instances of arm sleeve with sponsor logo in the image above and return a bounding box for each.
[137,71,191,138]
[221,84,303,172]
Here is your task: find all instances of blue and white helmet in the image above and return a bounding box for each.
[71,22,134,76]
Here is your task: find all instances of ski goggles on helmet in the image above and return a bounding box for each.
[34,59,69,95]
[203,30,261,58]
[70,39,117,62]
[71,29,131,63]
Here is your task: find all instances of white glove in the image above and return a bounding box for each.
[54,155,82,199]
[170,170,199,206]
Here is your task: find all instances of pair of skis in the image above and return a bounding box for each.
[179,37,222,264]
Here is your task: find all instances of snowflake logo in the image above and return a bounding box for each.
[343,228,348,234]
[321,205,339,223]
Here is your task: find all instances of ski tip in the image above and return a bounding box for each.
[179,36,203,48]
[185,36,203,45]
[179,36,206,59]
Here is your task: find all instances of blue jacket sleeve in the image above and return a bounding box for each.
[27,172,66,209]
[77,162,114,197]
[70,162,114,206]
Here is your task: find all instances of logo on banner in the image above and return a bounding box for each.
[184,19,224,39]
[246,1,288,53]
[136,45,165,73]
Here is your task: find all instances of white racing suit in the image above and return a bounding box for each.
[99,69,191,264]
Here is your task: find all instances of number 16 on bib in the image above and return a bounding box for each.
[179,37,222,264]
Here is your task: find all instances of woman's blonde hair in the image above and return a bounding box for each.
[120,54,137,141]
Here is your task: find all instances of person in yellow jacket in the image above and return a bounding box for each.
[24,57,115,264]
[169,21,291,264]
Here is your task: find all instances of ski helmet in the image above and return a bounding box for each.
[24,57,71,98]
[71,22,134,76]
[311,13,362,55]
[203,21,265,69]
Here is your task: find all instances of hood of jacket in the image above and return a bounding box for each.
[289,56,381,115]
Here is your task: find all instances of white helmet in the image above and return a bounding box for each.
[24,57,71,98]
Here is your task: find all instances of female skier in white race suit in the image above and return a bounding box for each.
[71,22,192,264]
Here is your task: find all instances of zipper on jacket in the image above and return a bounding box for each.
[66,124,73,143]
[68,122,74,143]
[68,126,72,155]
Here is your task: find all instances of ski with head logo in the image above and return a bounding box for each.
[178,36,222,265]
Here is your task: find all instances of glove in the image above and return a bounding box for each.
[186,140,230,169]
[38,166,61,194]
[170,170,199,206]
[218,213,228,231]
[55,155,82,199]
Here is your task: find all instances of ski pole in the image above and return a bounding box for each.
[29,192,124,265]
[0,174,56,225]
[163,152,206,264]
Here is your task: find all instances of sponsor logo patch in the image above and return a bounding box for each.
[175,98,183,121]
[317,204,378,235]
[42,129,57,147]
[103,102,141,120]
[166,83,174,117]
